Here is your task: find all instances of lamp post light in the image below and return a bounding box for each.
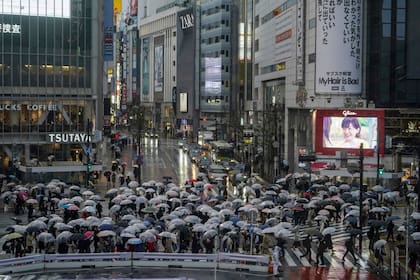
[359,143,364,253]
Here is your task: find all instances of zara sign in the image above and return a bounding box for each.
[179,13,194,30]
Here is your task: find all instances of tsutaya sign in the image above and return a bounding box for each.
[48,133,91,143]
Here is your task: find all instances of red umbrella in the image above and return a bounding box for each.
[18,191,28,200]
[83,230,94,240]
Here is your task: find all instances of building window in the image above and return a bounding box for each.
[173,61,176,66]
[255,15,260,28]
[225,50,229,57]
[225,35,229,42]
[308,53,316,63]
[173,76,176,82]
[255,39,259,52]
[173,31,176,37]
[309,18,316,29]
[254,63,259,75]
[225,80,229,87]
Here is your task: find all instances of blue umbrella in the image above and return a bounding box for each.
[259,224,269,230]
[59,204,71,209]
[98,224,114,231]
[386,215,401,222]
[229,216,240,224]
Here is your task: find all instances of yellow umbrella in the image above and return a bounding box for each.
[5,232,23,240]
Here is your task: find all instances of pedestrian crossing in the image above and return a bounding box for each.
[271,221,383,268]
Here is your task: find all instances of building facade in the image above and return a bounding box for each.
[0,0,104,183]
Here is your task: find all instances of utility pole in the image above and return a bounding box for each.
[86,118,91,189]
[359,143,364,253]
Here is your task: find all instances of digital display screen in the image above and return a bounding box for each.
[0,0,71,18]
[322,116,377,149]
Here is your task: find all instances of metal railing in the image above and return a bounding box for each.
[0,252,270,276]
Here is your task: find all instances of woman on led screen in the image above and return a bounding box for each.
[338,117,369,148]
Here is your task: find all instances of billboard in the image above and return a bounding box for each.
[315,0,363,94]
[0,0,70,18]
[315,109,385,156]
[204,57,222,95]
[103,0,114,61]
[154,41,163,92]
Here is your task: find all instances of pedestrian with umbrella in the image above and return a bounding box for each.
[342,237,357,263]
[315,238,327,266]
[300,235,313,263]
[374,240,387,267]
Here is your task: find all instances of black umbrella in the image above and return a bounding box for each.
[70,232,84,242]
[349,228,363,236]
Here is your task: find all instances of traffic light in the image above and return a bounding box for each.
[378,165,384,175]
[87,163,93,171]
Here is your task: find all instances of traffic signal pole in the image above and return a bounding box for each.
[86,119,91,189]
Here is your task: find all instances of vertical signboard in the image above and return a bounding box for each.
[129,0,138,16]
[154,36,164,92]
[132,33,137,100]
[296,0,305,84]
[176,7,195,116]
[104,0,114,61]
[142,37,150,96]
[315,0,363,94]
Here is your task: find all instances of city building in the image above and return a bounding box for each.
[251,0,420,184]
[0,0,105,183]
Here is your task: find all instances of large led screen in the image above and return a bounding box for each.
[0,0,71,18]
[315,110,385,156]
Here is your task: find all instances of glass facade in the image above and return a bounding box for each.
[0,0,99,179]
[366,0,420,107]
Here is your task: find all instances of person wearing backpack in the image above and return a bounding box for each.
[342,237,357,263]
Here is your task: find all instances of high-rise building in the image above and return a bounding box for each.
[0,0,104,183]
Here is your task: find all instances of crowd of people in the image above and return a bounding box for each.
[0,160,419,277]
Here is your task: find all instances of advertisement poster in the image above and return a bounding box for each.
[154,44,163,92]
[316,0,363,94]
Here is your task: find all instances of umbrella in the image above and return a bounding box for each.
[54,222,73,231]
[305,228,321,237]
[81,206,96,213]
[203,229,218,239]
[411,212,420,220]
[322,227,336,236]
[385,215,401,222]
[97,230,116,237]
[4,232,23,241]
[120,232,136,238]
[142,206,158,213]
[349,228,363,235]
[324,205,336,211]
[26,220,47,232]
[37,232,55,243]
[372,185,384,192]
[184,215,202,224]
[140,231,157,242]
[70,233,84,242]
[159,231,176,239]
[82,190,94,196]
[318,209,330,216]
[25,198,38,204]
[67,204,80,211]
[411,232,420,241]
[127,238,142,245]
[370,207,387,213]
[373,239,387,250]
[56,231,73,243]
[98,224,114,231]
[83,231,95,240]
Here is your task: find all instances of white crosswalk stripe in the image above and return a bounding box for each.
[273,221,383,268]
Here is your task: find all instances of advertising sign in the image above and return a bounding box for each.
[0,0,70,18]
[315,109,385,156]
[104,0,114,61]
[315,0,363,94]
[154,43,163,92]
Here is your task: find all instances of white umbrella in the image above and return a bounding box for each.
[318,209,330,216]
[411,212,420,220]
[373,239,387,250]
[82,190,94,196]
[37,232,55,243]
[128,181,139,188]
[372,185,384,192]
[411,232,420,241]
[370,207,387,213]
[159,231,176,239]
[322,227,336,236]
